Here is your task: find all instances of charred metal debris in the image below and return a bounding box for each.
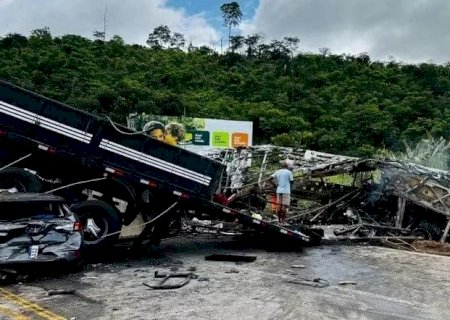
[206,146,450,245]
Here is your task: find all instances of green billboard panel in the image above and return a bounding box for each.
[212,132,229,148]
[192,131,210,145]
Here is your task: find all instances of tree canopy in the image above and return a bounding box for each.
[1,27,450,156]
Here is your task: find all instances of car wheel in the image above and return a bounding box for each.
[0,167,43,192]
[70,200,122,251]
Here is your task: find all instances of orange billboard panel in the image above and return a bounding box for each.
[232,133,249,147]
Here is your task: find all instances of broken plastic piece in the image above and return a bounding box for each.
[287,277,329,288]
[143,271,198,290]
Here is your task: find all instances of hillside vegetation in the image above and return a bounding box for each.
[1,28,450,156]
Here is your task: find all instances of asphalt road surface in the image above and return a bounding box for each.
[1,235,449,320]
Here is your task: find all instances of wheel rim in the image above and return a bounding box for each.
[80,214,109,244]
[86,218,102,238]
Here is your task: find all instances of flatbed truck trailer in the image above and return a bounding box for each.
[0,80,316,251]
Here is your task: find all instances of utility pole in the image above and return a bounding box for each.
[103,4,108,41]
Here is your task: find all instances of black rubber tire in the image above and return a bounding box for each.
[0,167,43,192]
[90,178,138,226]
[70,200,122,251]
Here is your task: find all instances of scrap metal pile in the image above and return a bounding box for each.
[204,146,450,244]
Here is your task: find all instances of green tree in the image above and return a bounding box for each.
[29,27,52,46]
[283,36,300,56]
[0,33,28,48]
[92,30,106,41]
[169,32,185,49]
[147,25,185,49]
[220,2,242,50]
[244,33,263,58]
[147,25,171,49]
[343,103,394,153]
[229,35,244,53]
[30,27,52,40]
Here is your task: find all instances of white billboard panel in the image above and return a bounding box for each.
[127,113,253,153]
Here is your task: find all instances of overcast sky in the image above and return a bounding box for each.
[0,0,449,64]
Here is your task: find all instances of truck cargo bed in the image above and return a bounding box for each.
[0,80,223,200]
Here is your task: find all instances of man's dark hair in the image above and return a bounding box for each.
[143,121,165,134]
[166,123,185,140]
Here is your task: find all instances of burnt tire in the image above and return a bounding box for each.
[0,167,43,192]
[411,220,441,241]
[70,200,122,251]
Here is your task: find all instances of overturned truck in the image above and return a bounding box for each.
[0,80,317,256]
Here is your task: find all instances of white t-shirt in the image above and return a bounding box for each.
[271,169,293,194]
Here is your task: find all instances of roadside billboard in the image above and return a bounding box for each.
[127,113,253,153]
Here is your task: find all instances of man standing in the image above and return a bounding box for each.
[271,161,294,224]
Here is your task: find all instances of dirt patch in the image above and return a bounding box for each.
[412,240,450,256]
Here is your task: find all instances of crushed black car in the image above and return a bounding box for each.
[0,192,83,267]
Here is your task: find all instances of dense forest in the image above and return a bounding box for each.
[1,26,450,157]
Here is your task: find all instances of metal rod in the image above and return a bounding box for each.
[309,188,361,222]
[44,177,107,194]
[440,218,450,243]
[258,151,269,189]
[395,197,406,228]
[0,153,32,172]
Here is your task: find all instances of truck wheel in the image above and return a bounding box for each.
[70,200,122,251]
[0,167,43,192]
[89,178,138,226]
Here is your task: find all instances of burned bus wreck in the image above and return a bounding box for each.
[212,147,450,245]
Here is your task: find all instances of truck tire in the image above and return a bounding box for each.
[70,200,122,251]
[0,167,43,192]
[89,177,139,226]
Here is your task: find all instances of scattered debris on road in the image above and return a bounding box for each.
[143,271,198,290]
[205,254,257,262]
[286,277,330,288]
[45,288,76,296]
[225,269,239,274]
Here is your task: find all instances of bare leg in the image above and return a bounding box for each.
[276,194,283,223]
